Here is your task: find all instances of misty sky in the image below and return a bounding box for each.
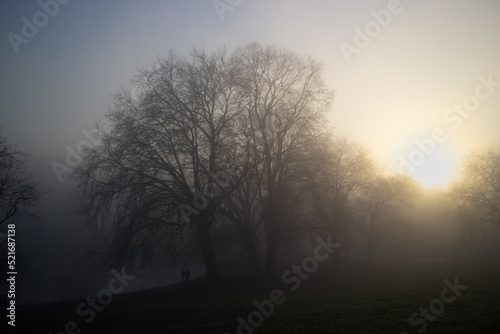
[1,0,500,303]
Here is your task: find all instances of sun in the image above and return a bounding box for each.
[411,147,460,189]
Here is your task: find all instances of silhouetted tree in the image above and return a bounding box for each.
[74,47,245,284]
[0,127,42,226]
[360,174,418,259]
[0,127,43,286]
[450,146,500,239]
[303,136,376,250]
[74,43,334,282]
[236,43,333,278]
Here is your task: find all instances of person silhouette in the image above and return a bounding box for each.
[181,268,186,282]
[185,268,191,282]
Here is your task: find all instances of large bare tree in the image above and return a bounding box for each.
[75,43,334,282]
[236,43,333,278]
[74,48,244,284]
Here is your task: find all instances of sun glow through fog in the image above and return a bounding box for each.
[410,147,460,189]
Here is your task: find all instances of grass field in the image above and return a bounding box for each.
[18,258,500,333]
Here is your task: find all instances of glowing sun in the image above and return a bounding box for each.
[411,147,460,189]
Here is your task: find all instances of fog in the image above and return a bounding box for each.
[1,1,499,332]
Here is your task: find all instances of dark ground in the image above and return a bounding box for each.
[14,257,500,333]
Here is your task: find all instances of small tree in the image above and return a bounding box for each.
[360,174,418,259]
[303,135,377,249]
[0,127,42,226]
[0,127,43,286]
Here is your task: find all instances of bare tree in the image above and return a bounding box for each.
[0,127,43,286]
[303,135,377,251]
[74,48,245,284]
[0,127,42,226]
[450,146,500,239]
[74,43,334,282]
[360,174,418,259]
[236,43,333,278]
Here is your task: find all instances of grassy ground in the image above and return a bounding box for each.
[17,258,500,333]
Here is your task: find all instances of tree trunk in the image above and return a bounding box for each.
[242,229,262,277]
[264,230,280,280]
[328,222,341,262]
[197,219,220,285]
[367,215,375,260]
[264,193,282,280]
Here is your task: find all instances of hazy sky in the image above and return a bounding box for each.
[1,0,499,302]
[2,0,500,187]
